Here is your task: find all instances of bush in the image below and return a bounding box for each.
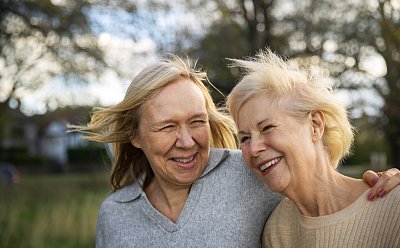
[67,146,111,165]
[0,147,50,166]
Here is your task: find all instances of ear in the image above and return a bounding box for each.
[310,111,325,142]
[130,132,142,149]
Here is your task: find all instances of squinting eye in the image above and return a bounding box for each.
[261,125,274,133]
[160,125,175,132]
[190,120,207,126]
[240,136,250,144]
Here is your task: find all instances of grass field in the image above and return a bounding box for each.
[0,173,110,248]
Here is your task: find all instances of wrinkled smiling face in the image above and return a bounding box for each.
[236,93,317,194]
[131,78,211,189]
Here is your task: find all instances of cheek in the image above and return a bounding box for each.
[240,146,252,168]
[145,134,176,153]
[192,126,211,145]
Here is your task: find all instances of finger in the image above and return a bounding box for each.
[365,170,380,201]
[375,168,400,198]
[367,168,400,201]
[363,170,379,186]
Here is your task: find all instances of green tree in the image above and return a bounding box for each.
[0,0,106,109]
[282,0,400,167]
[0,0,204,115]
[189,20,249,101]
[186,0,283,99]
[374,0,400,168]
[0,0,106,142]
[0,0,177,144]
[186,0,400,167]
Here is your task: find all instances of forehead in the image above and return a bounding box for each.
[237,94,282,128]
[141,79,208,122]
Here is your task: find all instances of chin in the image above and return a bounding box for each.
[265,180,287,194]
[267,186,282,193]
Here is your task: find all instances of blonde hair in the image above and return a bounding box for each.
[226,49,353,167]
[71,55,237,191]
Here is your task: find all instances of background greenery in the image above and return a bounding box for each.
[0,173,109,248]
[1,0,399,167]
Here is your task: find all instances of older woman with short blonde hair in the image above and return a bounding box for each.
[227,49,400,247]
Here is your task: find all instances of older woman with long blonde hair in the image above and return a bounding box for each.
[70,55,282,247]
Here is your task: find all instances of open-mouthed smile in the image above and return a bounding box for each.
[258,157,282,172]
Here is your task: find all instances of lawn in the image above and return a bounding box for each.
[0,173,110,248]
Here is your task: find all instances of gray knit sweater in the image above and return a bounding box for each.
[96,148,281,248]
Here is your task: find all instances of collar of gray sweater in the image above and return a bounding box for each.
[109,148,230,203]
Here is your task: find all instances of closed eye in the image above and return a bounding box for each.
[159,125,175,132]
[190,119,208,127]
[239,136,250,145]
[261,125,274,133]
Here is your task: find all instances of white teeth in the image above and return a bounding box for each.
[174,156,194,163]
[260,158,281,172]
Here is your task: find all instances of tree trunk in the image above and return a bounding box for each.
[0,101,11,147]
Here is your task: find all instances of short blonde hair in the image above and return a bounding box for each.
[227,49,354,167]
[71,55,237,190]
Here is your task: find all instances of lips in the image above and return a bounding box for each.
[173,156,195,163]
[171,153,197,168]
[257,157,282,172]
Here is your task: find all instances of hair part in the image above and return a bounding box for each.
[226,48,354,167]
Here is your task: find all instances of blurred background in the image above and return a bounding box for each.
[1,0,399,247]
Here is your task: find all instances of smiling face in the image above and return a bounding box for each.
[236,93,319,194]
[131,78,211,189]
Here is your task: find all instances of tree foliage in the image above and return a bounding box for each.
[187,0,400,166]
[1,0,399,166]
[373,0,400,167]
[280,0,400,166]
[0,0,106,110]
[0,0,100,142]
[0,0,188,143]
[0,0,207,113]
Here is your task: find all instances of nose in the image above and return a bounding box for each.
[248,135,265,157]
[175,126,195,148]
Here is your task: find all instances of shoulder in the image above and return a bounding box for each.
[263,198,299,235]
[209,148,244,162]
[96,185,146,247]
[262,198,299,246]
[265,198,298,225]
[206,148,261,179]
[205,148,282,207]
[201,148,246,177]
[98,183,143,218]
[375,185,400,207]
[107,182,142,203]
[211,148,247,168]
[388,185,400,197]
[369,185,400,207]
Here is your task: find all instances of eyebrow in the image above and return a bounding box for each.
[237,118,270,134]
[257,118,270,128]
[191,113,208,119]
[237,131,248,136]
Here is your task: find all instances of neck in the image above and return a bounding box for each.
[284,164,370,217]
[144,178,191,222]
